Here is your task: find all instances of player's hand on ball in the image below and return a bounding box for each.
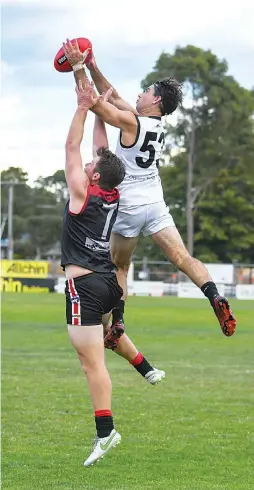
[63,38,90,67]
[76,80,99,110]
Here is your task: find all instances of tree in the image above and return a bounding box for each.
[141,45,254,257]
[26,215,63,259]
[1,167,67,259]
[1,167,33,220]
[35,170,68,207]
[195,162,254,263]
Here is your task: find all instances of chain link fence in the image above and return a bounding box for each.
[132,260,254,285]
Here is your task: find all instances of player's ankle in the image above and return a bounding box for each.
[130,352,154,377]
[201,281,219,304]
[94,410,114,438]
[112,299,125,324]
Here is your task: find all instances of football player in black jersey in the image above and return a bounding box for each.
[62,79,125,466]
[62,80,165,467]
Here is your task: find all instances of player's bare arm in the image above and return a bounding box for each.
[92,115,108,157]
[75,65,138,133]
[89,80,138,145]
[61,39,135,112]
[86,52,138,114]
[92,88,113,157]
[65,79,99,212]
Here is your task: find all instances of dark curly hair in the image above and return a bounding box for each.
[154,78,183,115]
[95,147,125,190]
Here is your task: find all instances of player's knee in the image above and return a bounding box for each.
[81,363,98,377]
[120,264,130,277]
[81,362,89,376]
[80,358,103,376]
[112,253,131,273]
[78,349,101,373]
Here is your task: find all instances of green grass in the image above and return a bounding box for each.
[2,294,254,490]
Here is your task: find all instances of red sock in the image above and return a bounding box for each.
[94,409,112,417]
[130,352,144,366]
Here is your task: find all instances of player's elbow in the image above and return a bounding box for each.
[65,139,80,153]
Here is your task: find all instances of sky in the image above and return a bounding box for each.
[1,0,254,183]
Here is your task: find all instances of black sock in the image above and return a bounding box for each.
[131,352,154,377]
[201,281,219,304]
[95,415,114,438]
[112,299,125,325]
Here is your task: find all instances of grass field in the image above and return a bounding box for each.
[2,294,254,490]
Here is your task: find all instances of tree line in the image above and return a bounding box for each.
[1,45,254,263]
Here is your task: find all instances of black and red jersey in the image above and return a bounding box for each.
[61,184,120,273]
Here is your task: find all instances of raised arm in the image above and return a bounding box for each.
[93,115,108,158]
[63,39,138,133]
[65,80,99,213]
[79,69,137,131]
[87,53,138,114]
[62,39,138,113]
[92,88,113,157]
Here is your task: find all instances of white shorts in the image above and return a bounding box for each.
[112,201,175,238]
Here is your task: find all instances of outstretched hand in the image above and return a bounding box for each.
[85,51,96,70]
[75,80,100,110]
[100,87,113,102]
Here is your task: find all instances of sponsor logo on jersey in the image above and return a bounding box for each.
[124,174,157,181]
[85,237,110,252]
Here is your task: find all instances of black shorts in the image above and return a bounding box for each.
[65,272,123,326]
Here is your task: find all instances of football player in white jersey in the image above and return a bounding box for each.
[63,40,236,352]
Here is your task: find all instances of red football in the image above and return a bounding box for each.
[54,37,92,73]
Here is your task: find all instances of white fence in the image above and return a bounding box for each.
[54,265,254,299]
[235,285,254,300]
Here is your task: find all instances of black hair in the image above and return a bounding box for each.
[154,78,183,115]
[95,147,125,190]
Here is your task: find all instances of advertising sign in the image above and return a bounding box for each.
[1,260,48,278]
[0,277,55,293]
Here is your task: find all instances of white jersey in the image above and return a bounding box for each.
[115,116,165,206]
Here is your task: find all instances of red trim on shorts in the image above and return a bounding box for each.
[94,409,112,417]
[130,352,144,366]
[67,278,81,326]
[68,278,76,296]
